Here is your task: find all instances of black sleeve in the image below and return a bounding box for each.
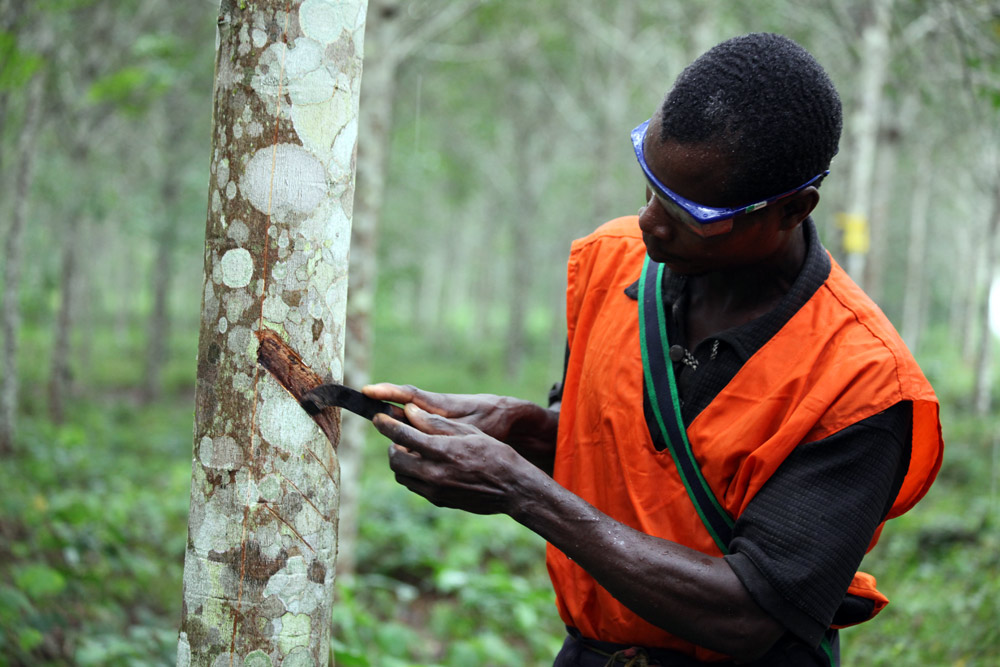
[724,401,912,647]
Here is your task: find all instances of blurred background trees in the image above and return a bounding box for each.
[1,0,998,664]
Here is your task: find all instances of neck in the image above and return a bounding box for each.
[685,226,807,344]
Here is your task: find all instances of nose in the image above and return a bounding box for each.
[638,197,674,241]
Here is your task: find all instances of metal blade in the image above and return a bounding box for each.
[300,383,400,422]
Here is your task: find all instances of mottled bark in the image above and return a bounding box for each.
[256,328,340,443]
[176,1,367,665]
[0,74,43,454]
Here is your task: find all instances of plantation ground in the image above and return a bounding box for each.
[0,317,997,666]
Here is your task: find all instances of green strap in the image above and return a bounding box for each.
[638,256,733,553]
[638,255,834,666]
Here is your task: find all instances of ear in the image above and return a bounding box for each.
[778,186,820,230]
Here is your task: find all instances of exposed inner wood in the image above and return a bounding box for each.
[255,327,340,448]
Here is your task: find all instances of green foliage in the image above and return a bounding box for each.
[325,318,565,666]
[0,396,192,665]
[846,410,1000,665]
[86,65,172,116]
[36,0,102,11]
[0,32,43,91]
[2,0,999,665]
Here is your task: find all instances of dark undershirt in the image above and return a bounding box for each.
[635,219,911,656]
[554,219,912,662]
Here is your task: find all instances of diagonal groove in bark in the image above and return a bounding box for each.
[255,327,340,448]
[260,501,315,553]
[278,471,331,522]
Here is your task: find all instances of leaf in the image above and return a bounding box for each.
[0,32,44,91]
[0,586,31,626]
[13,564,67,601]
[37,0,102,11]
[86,65,171,115]
[17,627,44,653]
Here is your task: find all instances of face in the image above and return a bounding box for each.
[637,116,805,275]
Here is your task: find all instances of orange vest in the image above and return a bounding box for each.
[546,217,943,661]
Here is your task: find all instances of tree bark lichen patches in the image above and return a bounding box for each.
[179,1,367,664]
[222,248,255,288]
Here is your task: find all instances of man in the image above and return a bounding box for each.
[363,33,943,665]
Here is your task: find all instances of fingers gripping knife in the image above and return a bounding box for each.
[300,384,408,424]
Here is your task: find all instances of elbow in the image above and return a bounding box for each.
[721,620,784,664]
[730,640,777,664]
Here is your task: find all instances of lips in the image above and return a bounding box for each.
[641,233,674,263]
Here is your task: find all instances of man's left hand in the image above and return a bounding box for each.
[372,404,530,516]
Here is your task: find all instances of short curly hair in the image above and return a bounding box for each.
[657,33,842,206]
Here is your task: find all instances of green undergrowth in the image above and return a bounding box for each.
[845,413,1000,665]
[330,468,564,666]
[330,317,566,666]
[0,398,193,665]
[1,315,997,665]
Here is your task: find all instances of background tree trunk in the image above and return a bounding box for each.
[863,121,902,305]
[176,1,367,664]
[338,0,477,575]
[142,103,185,403]
[841,0,893,282]
[973,176,1000,416]
[901,151,932,351]
[338,0,402,579]
[47,207,83,425]
[960,213,986,363]
[47,127,94,425]
[0,74,43,454]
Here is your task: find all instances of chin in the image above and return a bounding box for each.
[644,249,705,276]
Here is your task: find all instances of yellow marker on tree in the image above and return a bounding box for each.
[837,212,871,255]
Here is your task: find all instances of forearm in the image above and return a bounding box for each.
[506,463,784,660]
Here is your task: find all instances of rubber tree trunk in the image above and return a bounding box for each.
[48,207,83,425]
[862,123,902,306]
[339,0,475,575]
[901,151,932,351]
[337,0,401,578]
[841,0,893,283]
[506,110,540,381]
[973,177,1000,416]
[48,129,92,426]
[176,1,367,665]
[960,211,987,363]
[0,74,43,454]
[142,103,185,403]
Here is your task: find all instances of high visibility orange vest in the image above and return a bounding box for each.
[546,216,943,661]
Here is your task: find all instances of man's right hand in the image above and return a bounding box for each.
[362,383,559,473]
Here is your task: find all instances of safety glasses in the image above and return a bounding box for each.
[630,119,828,237]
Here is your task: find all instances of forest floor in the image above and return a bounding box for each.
[0,321,997,666]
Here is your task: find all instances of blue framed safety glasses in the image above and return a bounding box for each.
[630,119,829,237]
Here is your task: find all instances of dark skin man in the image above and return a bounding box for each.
[353,33,947,667]
[362,106,821,661]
